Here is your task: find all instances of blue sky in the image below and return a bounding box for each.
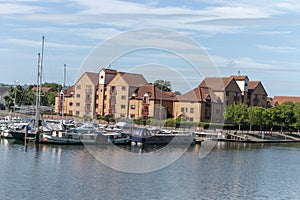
[1,0,300,97]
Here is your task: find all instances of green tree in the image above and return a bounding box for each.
[154,80,172,92]
[263,106,277,129]
[248,106,265,131]
[279,102,295,131]
[225,103,248,131]
[294,103,300,132]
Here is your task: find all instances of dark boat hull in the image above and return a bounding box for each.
[10,131,36,141]
[131,134,195,145]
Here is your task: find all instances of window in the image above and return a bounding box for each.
[185,108,188,112]
[121,104,126,109]
[130,114,135,119]
[181,108,184,112]
[75,111,80,115]
[86,104,91,110]
[76,103,80,106]
[86,85,92,92]
[122,86,126,91]
[76,94,80,98]
[226,91,229,96]
[86,94,90,99]
[190,118,193,122]
[76,85,81,90]
[190,108,194,113]
[69,102,73,106]
[69,111,72,115]
[121,95,126,100]
[131,105,136,109]
[120,114,126,118]
[216,109,220,114]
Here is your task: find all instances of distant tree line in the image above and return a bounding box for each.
[225,102,300,132]
[3,82,62,111]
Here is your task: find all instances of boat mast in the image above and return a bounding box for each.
[35,53,41,129]
[61,64,66,124]
[35,36,45,130]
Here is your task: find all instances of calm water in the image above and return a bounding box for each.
[1,139,300,200]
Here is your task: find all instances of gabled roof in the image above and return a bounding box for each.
[199,77,237,91]
[272,96,300,105]
[64,85,74,97]
[248,81,268,95]
[115,72,148,87]
[133,84,175,101]
[75,72,99,86]
[55,85,75,97]
[177,86,220,103]
[86,72,99,85]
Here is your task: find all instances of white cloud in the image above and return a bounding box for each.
[6,38,91,49]
[0,3,42,14]
[257,44,298,53]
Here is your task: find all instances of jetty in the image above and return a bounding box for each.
[195,130,300,143]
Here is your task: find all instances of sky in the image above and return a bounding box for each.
[1,0,300,97]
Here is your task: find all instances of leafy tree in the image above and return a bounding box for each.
[225,103,248,131]
[248,106,265,131]
[294,103,300,132]
[279,102,295,131]
[154,80,172,92]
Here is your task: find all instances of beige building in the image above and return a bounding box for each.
[54,85,74,116]
[199,77,242,107]
[247,81,268,107]
[129,84,175,120]
[73,72,99,119]
[231,75,249,104]
[104,72,148,118]
[174,86,223,123]
[97,68,118,116]
[54,69,269,122]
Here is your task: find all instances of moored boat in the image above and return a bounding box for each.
[38,131,98,145]
[130,127,195,146]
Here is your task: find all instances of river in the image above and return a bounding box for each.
[1,139,300,200]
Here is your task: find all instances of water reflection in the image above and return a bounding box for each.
[2,139,300,199]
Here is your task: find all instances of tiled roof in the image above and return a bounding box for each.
[248,81,260,90]
[177,86,219,102]
[85,72,99,85]
[272,96,300,105]
[119,72,148,87]
[231,75,249,80]
[64,85,74,97]
[31,87,52,92]
[133,84,175,101]
[199,77,235,91]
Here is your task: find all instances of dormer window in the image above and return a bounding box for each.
[206,95,211,102]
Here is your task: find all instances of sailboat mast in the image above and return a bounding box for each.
[35,36,44,129]
[35,53,41,128]
[61,64,66,122]
[38,36,45,109]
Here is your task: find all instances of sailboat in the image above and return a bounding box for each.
[36,64,99,144]
[10,36,45,141]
